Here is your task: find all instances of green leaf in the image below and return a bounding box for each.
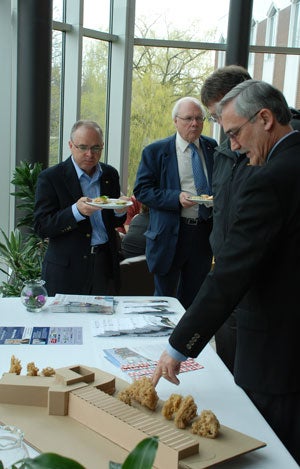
[13,453,85,468]
[121,436,158,469]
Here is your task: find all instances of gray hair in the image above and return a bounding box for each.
[172,97,206,120]
[70,120,103,140]
[217,80,292,124]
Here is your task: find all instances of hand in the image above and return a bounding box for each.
[179,192,198,208]
[76,197,102,217]
[151,350,182,387]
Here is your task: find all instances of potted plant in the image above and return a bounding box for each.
[0,161,47,297]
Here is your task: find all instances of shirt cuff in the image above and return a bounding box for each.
[166,343,188,361]
[72,203,86,222]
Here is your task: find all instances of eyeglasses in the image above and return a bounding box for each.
[176,115,206,123]
[225,110,261,140]
[207,114,219,123]
[72,141,103,153]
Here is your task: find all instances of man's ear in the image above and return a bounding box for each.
[259,108,273,130]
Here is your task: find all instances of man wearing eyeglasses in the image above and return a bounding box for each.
[152,80,300,465]
[200,65,255,373]
[134,97,217,309]
[34,120,127,296]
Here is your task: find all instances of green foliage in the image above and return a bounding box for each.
[0,229,46,297]
[9,453,85,468]
[10,161,43,230]
[0,437,159,468]
[0,161,46,297]
[109,436,159,468]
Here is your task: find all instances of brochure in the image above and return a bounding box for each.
[47,294,114,314]
[92,315,176,337]
[0,326,83,345]
[103,346,204,379]
[117,298,175,314]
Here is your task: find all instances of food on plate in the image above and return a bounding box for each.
[191,409,220,438]
[118,376,159,410]
[115,200,127,205]
[189,194,213,201]
[27,361,39,376]
[92,195,110,204]
[9,355,22,375]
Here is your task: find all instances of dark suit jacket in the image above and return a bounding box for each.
[34,157,125,295]
[169,131,300,394]
[133,134,217,274]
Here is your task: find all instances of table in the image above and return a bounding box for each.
[0,296,298,468]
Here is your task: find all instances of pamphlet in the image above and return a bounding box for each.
[103,346,204,379]
[47,294,114,314]
[117,298,175,314]
[92,315,176,337]
[0,326,83,345]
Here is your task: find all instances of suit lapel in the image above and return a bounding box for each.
[199,138,214,189]
[62,157,83,201]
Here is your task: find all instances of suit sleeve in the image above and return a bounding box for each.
[169,170,283,357]
[34,169,80,239]
[133,142,181,210]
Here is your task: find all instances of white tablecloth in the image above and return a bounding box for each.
[0,296,298,468]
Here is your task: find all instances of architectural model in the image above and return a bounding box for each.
[0,364,199,468]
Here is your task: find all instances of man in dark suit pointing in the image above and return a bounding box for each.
[152,81,300,465]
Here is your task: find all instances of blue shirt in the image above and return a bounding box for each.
[71,157,108,246]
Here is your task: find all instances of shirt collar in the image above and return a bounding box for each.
[176,132,200,153]
[71,155,102,180]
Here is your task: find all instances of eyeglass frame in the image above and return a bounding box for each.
[207,114,219,123]
[176,115,206,123]
[71,140,104,154]
[225,110,261,140]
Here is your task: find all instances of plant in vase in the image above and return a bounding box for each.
[20,279,48,312]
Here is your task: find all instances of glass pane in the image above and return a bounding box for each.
[251,0,293,47]
[83,0,110,32]
[81,38,109,155]
[50,30,63,166]
[127,45,217,194]
[248,52,300,109]
[53,0,64,22]
[135,0,230,42]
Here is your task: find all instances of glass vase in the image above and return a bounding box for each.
[20,279,48,312]
[0,425,29,468]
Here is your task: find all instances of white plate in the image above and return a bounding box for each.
[86,199,133,209]
[187,196,214,206]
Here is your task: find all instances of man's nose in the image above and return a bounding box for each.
[230,138,241,151]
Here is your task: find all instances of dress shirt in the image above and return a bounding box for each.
[71,156,108,246]
[176,133,209,218]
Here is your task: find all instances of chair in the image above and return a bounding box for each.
[119,255,154,296]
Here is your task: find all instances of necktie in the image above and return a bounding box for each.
[189,143,211,220]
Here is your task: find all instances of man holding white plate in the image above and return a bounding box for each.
[34,120,127,296]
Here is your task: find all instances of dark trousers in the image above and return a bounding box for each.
[245,388,300,465]
[154,219,213,309]
[83,244,116,295]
